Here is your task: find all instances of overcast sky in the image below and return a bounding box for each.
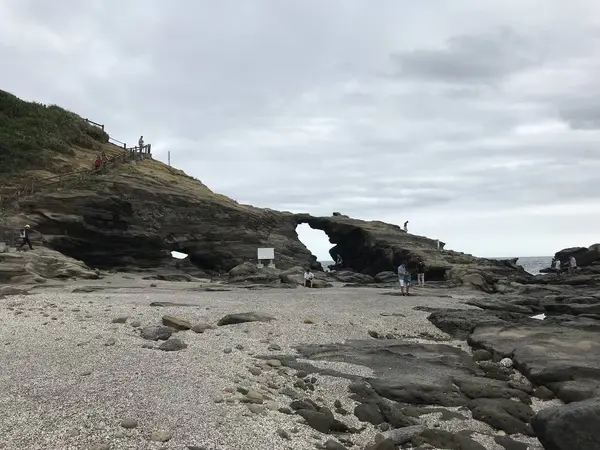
[2,0,599,259]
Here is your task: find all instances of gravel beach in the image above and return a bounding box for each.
[0,276,545,450]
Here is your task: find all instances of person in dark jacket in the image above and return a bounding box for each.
[18,224,34,250]
[416,260,426,287]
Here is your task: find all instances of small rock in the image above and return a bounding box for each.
[472,349,492,361]
[378,422,390,431]
[499,357,514,368]
[277,429,291,440]
[237,387,249,395]
[104,338,116,346]
[130,320,141,328]
[278,407,293,414]
[150,430,173,442]
[140,325,174,341]
[245,391,264,404]
[120,418,138,429]
[534,385,555,400]
[162,315,192,330]
[296,370,308,378]
[267,359,282,368]
[334,399,342,408]
[248,404,266,414]
[141,343,154,349]
[90,445,110,450]
[150,283,158,287]
[80,371,92,376]
[235,344,244,350]
[324,440,346,450]
[303,318,314,324]
[192,323,215,333]
[158,338,187,352]
[223,348,233,354]
[368,330,380,339]
[212,396,224,404]
[248,367,262,376]
[268,343,282,351]
[187,446,208,450]
[111,317,128,324]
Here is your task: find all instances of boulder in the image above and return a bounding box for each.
[532,397,600,450]
[329,270,374,284]
[228,262,258,277]
[140,325,174,341]
[555,245,600,267]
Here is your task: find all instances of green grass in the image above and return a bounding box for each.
[0,89,109,180]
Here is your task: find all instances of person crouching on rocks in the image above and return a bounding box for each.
[304,269,314,288]
[397,262,411,296]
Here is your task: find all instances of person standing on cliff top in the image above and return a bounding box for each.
[138,136,144,152]
[397,262,410,296]
[403,221,409,232]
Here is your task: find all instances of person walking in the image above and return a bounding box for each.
[397,262,411,296]
[569,256,577,275]
[18,225,34,250]
[553,257,562,277]
[416,260,426,287]
[403,221,409,232]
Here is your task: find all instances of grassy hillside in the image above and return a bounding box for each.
[0,89,110,183]
[0,89,246,210]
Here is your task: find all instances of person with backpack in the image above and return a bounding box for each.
[416,260,426,287]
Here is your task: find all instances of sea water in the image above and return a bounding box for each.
[320,256,552,276]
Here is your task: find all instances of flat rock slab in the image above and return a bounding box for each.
[296,339,535,434]
[469,324,600,402]
[217,312,275,326]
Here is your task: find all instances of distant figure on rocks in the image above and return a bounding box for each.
[94,155,102,170]
[552,257,562,277]
[336,254,343,266]
[397,262,410,296]
[303,269,314,288]
[569,256,577,275]
[138,135,144,152]
[404,221,409,232]
[18,225,34,250]
[416,260,426,287]
[436,239,440,250]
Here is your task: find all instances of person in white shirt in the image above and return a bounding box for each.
[304,269,314,288]
[397,262,410,296]
[568,256,577,275]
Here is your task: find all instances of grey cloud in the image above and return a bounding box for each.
[390,28,542,83]
[1,0,600,257]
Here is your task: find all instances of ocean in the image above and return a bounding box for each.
[320,256,552,275]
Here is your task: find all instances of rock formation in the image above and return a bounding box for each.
[1,89,531,288]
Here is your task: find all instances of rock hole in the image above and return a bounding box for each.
[296,224,332,265]
[171,251,188,260]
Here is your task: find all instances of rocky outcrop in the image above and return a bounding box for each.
[295,214,531,286]
[531,397,600,450]
[4,157,529,287]
[0,247,99,284]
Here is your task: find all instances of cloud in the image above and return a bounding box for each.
[1,0,600,259]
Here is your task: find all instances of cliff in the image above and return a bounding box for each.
[1,89,530,287]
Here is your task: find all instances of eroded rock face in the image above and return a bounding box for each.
[7,159,532,283]
[0,247,99,284]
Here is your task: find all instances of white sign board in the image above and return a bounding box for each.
[257,248,275,260]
